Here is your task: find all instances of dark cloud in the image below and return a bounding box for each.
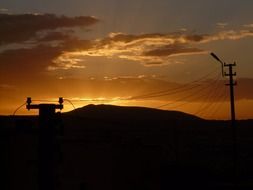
[61,38,93,51]
[0,45,62,81]
[0,36,94,82]
[0,13,99,44]
[143,44,204,57]
[37,31,73,42]
[183,34,207,42]
[0,13,98,79]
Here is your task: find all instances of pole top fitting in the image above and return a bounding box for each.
[59,97,63,105]
[26,97,32,110]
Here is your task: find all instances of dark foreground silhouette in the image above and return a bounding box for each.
[1,104,253,189]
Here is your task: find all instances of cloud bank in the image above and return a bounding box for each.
[0,13,98,78]
[0,13,99,45]
[1,13,253,82]
[54,29,253,67]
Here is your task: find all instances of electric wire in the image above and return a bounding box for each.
[63,98,76,109]
[209,91,228,118]
[192,75,224,115]
[156,72,221,109]
[134,83,203,100]
[128,66,220,100]
[200,89,228,119]
[12,102,26,116]
[194,89,224,117]
[12,98,77,116]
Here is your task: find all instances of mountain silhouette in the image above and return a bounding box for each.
[1,105,253,189]
[66,104,202,121]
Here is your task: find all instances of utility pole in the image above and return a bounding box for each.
[26,97,63,190]
[224,63,236,122]
[225,62,237,187]
[210,53,237,186]
[210,53,237,121]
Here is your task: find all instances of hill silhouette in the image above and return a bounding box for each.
[1,105,253,189]
[66,104,202,121]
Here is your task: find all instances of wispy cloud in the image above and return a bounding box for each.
[0,84,16,90]
[202,30,253,42]
[216,22,228,29]
[243,23,253,28]
[0,8,9,13]
[53,32,207,66]
[54,28,253,67]
[49,52,86,71]
[143,45,203,57]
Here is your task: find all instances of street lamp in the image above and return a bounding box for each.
[210,52,237,186]
[210,52,225,77]
[210,52,236,121]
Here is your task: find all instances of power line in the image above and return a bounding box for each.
[128,66,220,100]
[12,102,26,116]
[206,90,228,119]
[193,75,224,116]
[134,83,202,100]
[194,85,226,117]
[63,98,76,109]
[156,73,221,109]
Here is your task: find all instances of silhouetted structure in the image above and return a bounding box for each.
[2,104,253,189]
[210,53,237,121]
[26,97,63,190]
[210,52,237,186]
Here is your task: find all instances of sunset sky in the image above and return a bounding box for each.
[0,0,253,119]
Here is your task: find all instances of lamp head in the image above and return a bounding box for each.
[210,52,222,63]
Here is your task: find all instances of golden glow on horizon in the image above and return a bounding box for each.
[4,96,253,120]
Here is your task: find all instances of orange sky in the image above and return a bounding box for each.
[1,0,253,119]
